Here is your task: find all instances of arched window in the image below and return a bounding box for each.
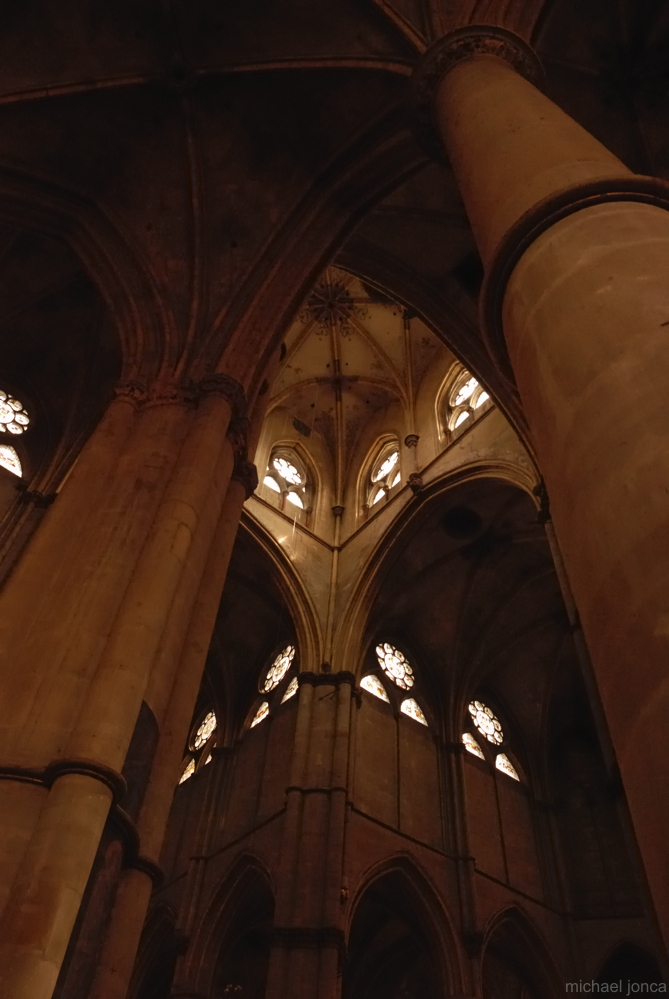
[248,644,299,731]
[0,390,30,436]
[179,708,218,784]
[360,642,428,727]
[366,440,401,510]
[462,699,520,780]
[262,447,312,522]
[0,445,21,477]
[443,366,491,437]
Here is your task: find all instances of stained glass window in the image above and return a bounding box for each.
[367,442,401,509]
[400,698,428,726]
[0,445,21,477]
[375,642,414,690]
[193,711,217,750]
[462,732,485,759]
[469,700,503,745]
[361,674,389,702]
[495,753,519,780]
[263,449,310,518]
[0,391,29,436]
[262,645,296,692]
[251,701,270,728]
[179,757,195,784]
[281,676,299,703]
[445,367,492,435]
[372,449,398,482]
[204,752,213,765]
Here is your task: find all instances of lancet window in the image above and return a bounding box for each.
[366,440,401,509]
[443,366,491,437]
[462,699,520,780]
[179,708,219,785]
[262,447,311,521]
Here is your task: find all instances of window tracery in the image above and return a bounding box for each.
[443,366,491,436]
[469,700,503,745]
[375,642,414,690]
[0,390,29,436]
[366,441,401,509]
[400,698,428,726]
[361,673,389,702]
[262,447,311,519]
[281,676,299,703]
[262,645,296,692]
[251,701,270,728]
[463,699,522,781]
[0,445,21,477]
[178,708,219,786]
[463,732,485,759]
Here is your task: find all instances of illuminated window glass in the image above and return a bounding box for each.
[366,441,401,509]
[0,391,29,436]
[462,732,485,759]
[262,645,296,692]
[263,448,310,518]
[193,711,217,750]
[468,700,503,745]
[445,367,492,436]
[400,698,428,726]
[0,445,21,477]
[204,752,213,765]
[495,753,520,780]
[251,701,270,728]
[179,757,195,784]
[375,642,414,690]
[361,674,389,702]
[281,676,299,703]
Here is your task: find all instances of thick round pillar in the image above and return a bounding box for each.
[414,26,669,941]
[0,374,249,998]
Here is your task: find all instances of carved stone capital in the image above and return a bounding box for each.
[232,458,258,499]
[404,433,420,449]
[199,373,247,421]
[412,26,543,161]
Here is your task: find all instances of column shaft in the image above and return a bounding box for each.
[423,30,669,940]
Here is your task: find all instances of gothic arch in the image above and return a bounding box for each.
[596,941,665,987]
[238,512,324,672]
[345,854,466,997]
[0,165,171,383]
[333,461,539,681]
[481,905,562,999]
[180,853,275,996]
[127,902,179,999]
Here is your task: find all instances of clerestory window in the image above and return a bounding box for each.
[462,699,520,780]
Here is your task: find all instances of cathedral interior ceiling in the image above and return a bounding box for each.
[0,1,664,395]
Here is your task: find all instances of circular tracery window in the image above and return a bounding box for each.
[192,710,217,750]
[468,700,503,745]
[0,391,29,435]
[262,645,296,692]
[375,642,414,690]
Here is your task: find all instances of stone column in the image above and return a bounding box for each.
[265,671,354,999]
[0,374,248,998]
[414,26,669,940]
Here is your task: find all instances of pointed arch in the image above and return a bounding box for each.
[345,853,466,997]
[127,902,179,999]
[333,461,539,683]
[181,853,275,996]
[238,511,324,672]
[482,905,563,999]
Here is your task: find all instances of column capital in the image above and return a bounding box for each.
[412,26,543,161]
